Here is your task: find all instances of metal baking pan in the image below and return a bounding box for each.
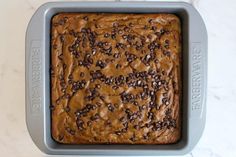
[25,1,207,156]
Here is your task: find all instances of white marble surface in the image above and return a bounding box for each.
[0,0,236,156]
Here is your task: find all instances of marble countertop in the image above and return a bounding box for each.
[0,0,236,156]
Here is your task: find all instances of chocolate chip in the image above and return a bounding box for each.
[160,29,165,35]
[104,42,109,46]
[92,104,98,110]
[113,53,119,59]
[149,101,156,109]
[133,101,138,106]
[170,119,177,128]
[165,108,172,115]
[161,80,166,84]
[115,75,125,85]
[163,51,171,56]
[152,121,162,131]
[162,98,170,105]
[76,118,84,130]
[127,34,135,41]
[86,53,93,64]
[104,33,110,38]
[104,47,113,56]
[129,22,134,27]
[149,90,155,96]
[105,77,114,85]
[135,42,143,50]
[130,135,136,142]
[112,85,119,90]
[96,60,106,69]
[148,69,155,76]
[68,46,75,52]
[119,117,126,122]
[143,134,149,140]
[125,52,137,63]
[124,26,130,32]
[60,35,65,42]
[80,72,85,77]
[90,113,100,121]
[118,29,123,34]
[83,16,88,21]
[98,95,104,100]
[144,54,152,63]
[90,78,95,83]
[125,108,131,115]
[92,48,97,55]
[123,121,128,128]
[134,125,140,130]
[115,131,122,135]
[85,88,99,101]
[86,103,93,110]
[143,84,149,90]
[164,45,169,49]
[104,120,111,127]
[72,80,86,92]
[115,64,121,69]
[57,17,67,25]
[116,43,125,49]
[111,33,116,39]
[140,91,148,100]
[122,35,128,40]
[60,80,66,89]
[139,105,146,111]
[151,26,157,31]
[90,70,103,79]
[96,102,102,107]
[81,28,87,33]
[69,29,77,37]
[107,103,115,112]
[162,116,176,129]
[154,75,161,81]
[128,113,138,122]
[97,41,103,48]
[148,19,153,24]
[145,123,151,128]
[78,60,83,66]
[95,84,101,89]
[121,92,135,103]
[152,80,161,90]
[148,112,154,120]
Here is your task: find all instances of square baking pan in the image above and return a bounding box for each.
[25,1,207,156]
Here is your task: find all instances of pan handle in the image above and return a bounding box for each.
[184,2,207,154]
[25,3,49,153]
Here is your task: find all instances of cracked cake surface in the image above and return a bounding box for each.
[51,13,181,144]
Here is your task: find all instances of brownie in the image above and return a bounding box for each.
[51,13,181,144]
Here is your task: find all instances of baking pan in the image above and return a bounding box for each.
[25,1,207,155]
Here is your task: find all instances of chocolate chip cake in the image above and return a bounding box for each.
[51,13,181,144]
